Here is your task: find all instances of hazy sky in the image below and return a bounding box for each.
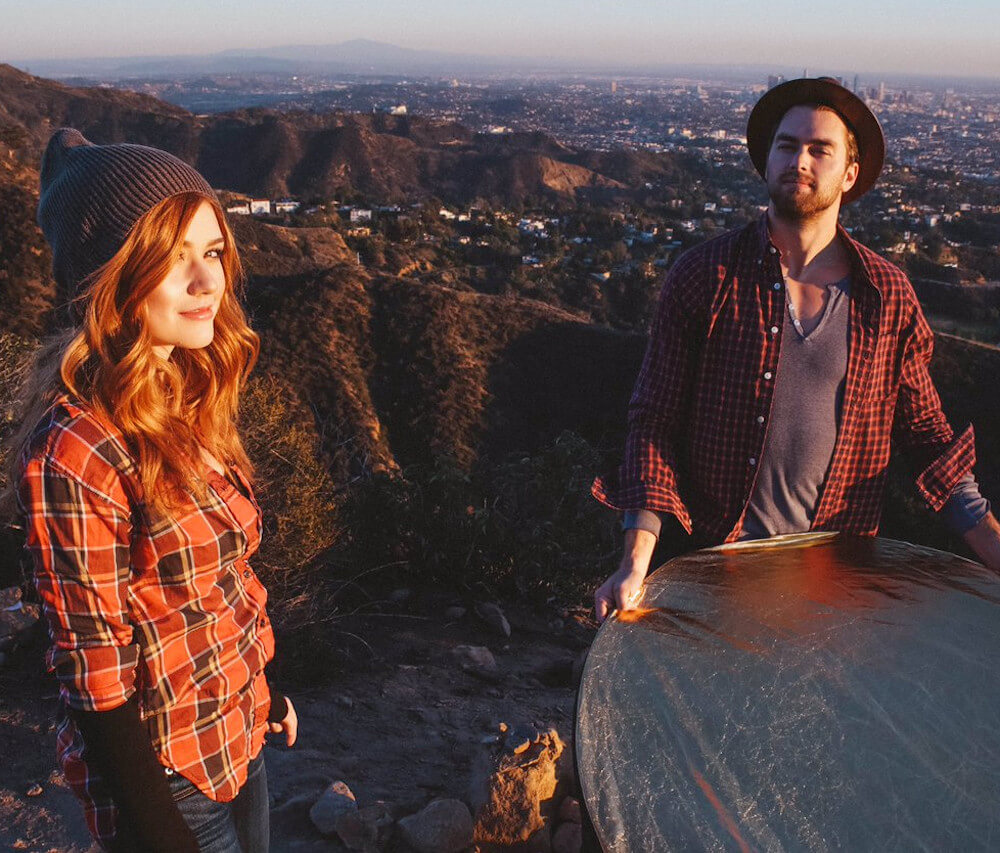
[3,0,999,78]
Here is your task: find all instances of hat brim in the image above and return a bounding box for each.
[746,78,885,205]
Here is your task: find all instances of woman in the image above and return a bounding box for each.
[7,129,295,852]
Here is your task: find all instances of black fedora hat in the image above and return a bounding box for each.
[746,77,885,204]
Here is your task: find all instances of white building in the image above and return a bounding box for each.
[275,200,301,214]
[226,203,251,215]
[250,199,271,215]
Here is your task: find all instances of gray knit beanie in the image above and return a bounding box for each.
[37,128,217,305]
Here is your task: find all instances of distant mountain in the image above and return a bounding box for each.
[217,39,472,70]
[17,40,544,79]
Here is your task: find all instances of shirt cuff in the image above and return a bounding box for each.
[267,685,289,723]
[939,472,991,535]
[622,509,663,540]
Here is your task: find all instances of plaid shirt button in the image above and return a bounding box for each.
[763,371,773,380]
[773,282,782,290]
[749,457,757,467]
[756,416,765,424]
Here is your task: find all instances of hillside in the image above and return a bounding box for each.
[0,63,679,205]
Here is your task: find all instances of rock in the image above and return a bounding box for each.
[445,606,467,621]
[475,602,511,638]
[25,783,43,797]
[309,780,357,836]
[335,802,395,852]
[452,645,497,670]
[505,723,538,756]
[0,586,22,608]
[471,727,566,845]
[552,822,583,853]
[335,694,354,709]
[397,798,473,853]
[511,824,552,852]
[0,601,39,638]
[557,796,582,824]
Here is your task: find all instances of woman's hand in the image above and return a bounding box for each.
[268,696,298,747]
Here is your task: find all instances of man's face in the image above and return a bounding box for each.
[765,105,860,221]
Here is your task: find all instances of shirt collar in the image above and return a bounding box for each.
[755,211,882,299]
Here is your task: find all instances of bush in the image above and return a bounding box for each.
[337,431,617,601]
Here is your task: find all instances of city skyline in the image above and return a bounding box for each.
[2,0,999,79]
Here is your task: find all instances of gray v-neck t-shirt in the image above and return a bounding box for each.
[740,275,850,539]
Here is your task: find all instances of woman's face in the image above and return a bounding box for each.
[145,200,226,359]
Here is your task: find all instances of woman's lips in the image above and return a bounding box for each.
[180,306,214,320]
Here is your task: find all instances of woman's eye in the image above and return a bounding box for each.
[206,249,224,260]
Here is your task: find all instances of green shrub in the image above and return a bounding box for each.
[337,431,617,600]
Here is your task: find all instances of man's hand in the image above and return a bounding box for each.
[268,696,298,747]
[963,512,1000,572]
[594,528,658,623]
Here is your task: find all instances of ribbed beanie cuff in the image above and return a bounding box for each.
[37,128,217,305]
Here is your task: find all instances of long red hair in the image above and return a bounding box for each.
[7,192,259,512]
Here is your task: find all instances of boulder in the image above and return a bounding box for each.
[397,798,473,853]
[557,796,582,824]
[452,644,497,670]
[0,587,22,608]
[334,802,395,852]
[0,601,39,639]
[471,726,565,845]
[309,780,357,836]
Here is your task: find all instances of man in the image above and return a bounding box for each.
[593,77,1000,622]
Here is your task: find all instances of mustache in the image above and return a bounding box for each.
[777,171,815,186]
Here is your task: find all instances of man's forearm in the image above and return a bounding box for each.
[621,528,658,577]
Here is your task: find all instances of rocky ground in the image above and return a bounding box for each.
[0,587,597,852]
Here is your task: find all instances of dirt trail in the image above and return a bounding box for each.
[0,595,595,852]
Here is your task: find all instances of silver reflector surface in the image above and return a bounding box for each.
[577,534,1000,851]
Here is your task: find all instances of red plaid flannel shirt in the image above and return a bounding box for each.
[19,396,274,846]
[593,214,975,544]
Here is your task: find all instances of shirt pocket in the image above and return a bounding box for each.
[133,497,248,592]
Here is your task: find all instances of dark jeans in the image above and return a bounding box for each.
[167,753,269,853]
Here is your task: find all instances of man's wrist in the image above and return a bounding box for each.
[962,512,1000,570]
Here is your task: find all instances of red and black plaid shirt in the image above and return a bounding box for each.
[19,396,274,846]
[593,214,975,544]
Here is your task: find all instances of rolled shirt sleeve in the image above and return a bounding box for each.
[892,306,976,510]
[20,454,139,712]
[592,260,702,532]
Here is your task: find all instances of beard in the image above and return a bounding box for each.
[767,172,843,221]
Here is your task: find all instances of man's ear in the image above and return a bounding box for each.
[842,160,860,194]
